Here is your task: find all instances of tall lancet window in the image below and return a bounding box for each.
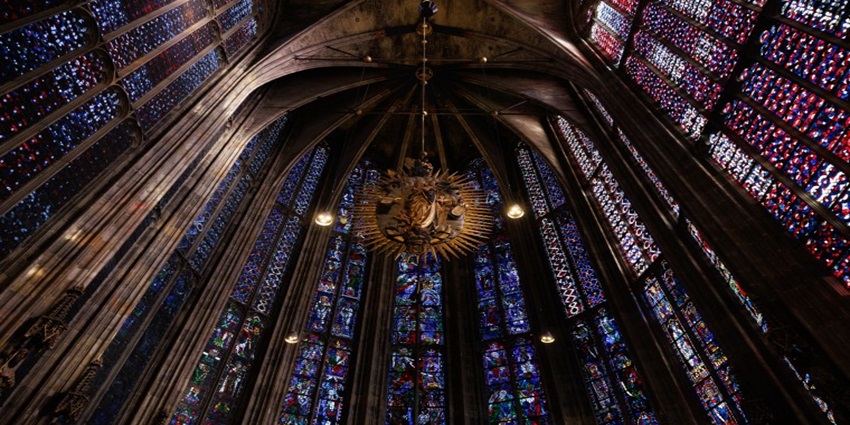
[385,253,447,424]
[516,144,659,425]
[170,145,329,425]
[465,159,552,424]
[89,116,289,425]
[556,119,747,424]
[278,162,379,424]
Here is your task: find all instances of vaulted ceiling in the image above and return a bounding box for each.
[235,0,608,196]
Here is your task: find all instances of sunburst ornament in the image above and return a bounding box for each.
[354,153,492,259]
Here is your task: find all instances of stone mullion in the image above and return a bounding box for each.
[0,18,268,423]
[78,95,268,423]
[344,254,395,425]
[238,149,340,425]
[559,84,816,421]
[237,225,331,424]
[495,138,592,425]
[539,115,701,424]
[1,85,266,425]
[123,117,294,423]
[444,255,487,424]
[0,45,253,337]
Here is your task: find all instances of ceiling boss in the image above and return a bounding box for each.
[354,1,492,258]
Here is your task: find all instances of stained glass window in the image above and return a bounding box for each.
[583,0,850,325]
[556,112,755,421]
[278,160,376,425]
[90,0,180,34]
[171,145,328,425]
[0,11,91,81]
[106,0,208,70]
[643,262,745,424]
[89,116,289,425]
[1,51,106,143]
[136,48,225,130]
[121,22,218,103]
[515,144,659,423]
[0,122,136,259]
[482,338,549,424]
[217,0,253,32]
[0,88,122,202]
[1,0,68,23]
[467,158,551,424]
[223,18,258,57]
[386,253,446,424]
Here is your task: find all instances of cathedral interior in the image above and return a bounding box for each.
[1,0,850,424]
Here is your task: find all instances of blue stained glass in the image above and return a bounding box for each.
[0,11,90,81]
[685,218,767,332]
[482,339,551,424]
[137,48,224,130]
[172,144,327,424]
[639,3,739,79]
[517,147,550,218]
[93,257,178,388]
[217,0,253,32]
[624,56,707,139]
[188,175,251,271]
[584,90,615,127]
[573,320,623,425]
[121,22,217,103]
[596,2,632,40]
[281,335,325,420]
[293,147,328,216]
[588,166,657,275]
[642,262,746,425]
[178,162,241,254]
[0,51,106,143]
[593,309,659,424]
[250,216,302,314]
[91,269,193,425]
[0,88,120,202]
[591,22,625,65]
[245,116,287,176]
[0,122,135,259]
[106,0,208,69]
[532,150,567,212]
[340,242,367,300]
[1,0,68,23]
[386,254,446,424]
[616,129,680,218]
[781,0,849,37]
[556,118,602,179]
[170,303,245,425]
[203,315,266,425]
[230,204,286,304]
[540,217,583,316]
[334,166,363,234]
[555,210,606,307]
[277,153,310,207]
[90,0,179,34]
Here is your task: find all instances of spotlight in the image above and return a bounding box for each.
[285,331,300,344]
[540,330,555,344]
[315,212,334,226]
[506,204,525,219]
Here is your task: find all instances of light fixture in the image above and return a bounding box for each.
[540,330,555,344]
[506,204,525,219]
[315,212,333,226]
[353,1,492,259]
[284,331,300,344]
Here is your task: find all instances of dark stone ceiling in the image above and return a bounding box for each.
[256,0,592,181]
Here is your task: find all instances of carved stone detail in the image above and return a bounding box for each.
[0,287,83,400]
[53,358,103,422]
